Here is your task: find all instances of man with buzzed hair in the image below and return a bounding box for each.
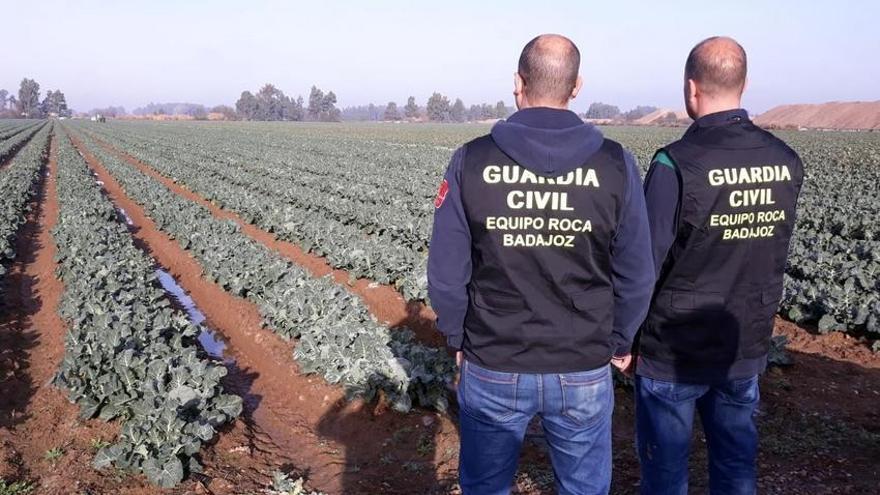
[634,36,804,494]
[429,34,654,494]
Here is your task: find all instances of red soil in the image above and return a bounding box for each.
[67,130,461,494]
[1,127,877,494]
[0,136,161,494]
[755,101,880,130]
[82,131,880,494]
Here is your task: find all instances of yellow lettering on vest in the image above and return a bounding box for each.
[483,165,501,184]
[507,190,525,209]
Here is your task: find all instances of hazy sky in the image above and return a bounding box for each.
[3,0,877,114]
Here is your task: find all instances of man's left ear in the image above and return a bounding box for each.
[514,72,525,96]
[571,75,583,100]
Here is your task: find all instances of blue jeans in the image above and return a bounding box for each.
[635,375,760,495]
[457,360,613,495]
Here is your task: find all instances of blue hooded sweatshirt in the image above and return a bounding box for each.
[428,107,654,361]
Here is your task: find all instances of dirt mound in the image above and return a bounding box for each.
[634,108,691,126]
[755,101,880,130]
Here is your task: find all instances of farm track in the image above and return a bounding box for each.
[66,130,459,494]
[83,131,443,348]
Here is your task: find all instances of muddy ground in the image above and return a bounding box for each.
[1,128,877,494]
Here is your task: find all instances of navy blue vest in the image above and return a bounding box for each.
[459,135,627,373]
[639,117,804,369]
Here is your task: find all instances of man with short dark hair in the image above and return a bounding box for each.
[635,36,804,494]
[428,34,654,494]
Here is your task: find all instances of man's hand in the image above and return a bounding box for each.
[453,351,463,388]
[610,354,634,378]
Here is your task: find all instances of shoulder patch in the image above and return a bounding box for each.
[434,179,449,208]
[654,150,676,170]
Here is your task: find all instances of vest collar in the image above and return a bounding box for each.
[693,108,749,128]
[505,107,584,129]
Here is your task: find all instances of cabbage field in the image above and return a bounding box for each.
[71,120,880,338]
[0,119,877,492]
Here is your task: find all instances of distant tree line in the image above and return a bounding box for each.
[343,94,511,123]
[134,102,209,118]
[0,78,71,118]
[88,106,127,118]
[583,102,660,121]
[234,84,340,122]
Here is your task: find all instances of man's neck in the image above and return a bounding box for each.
[695,99,742,119]
[518,101,570,111]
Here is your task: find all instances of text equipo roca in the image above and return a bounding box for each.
[706,164,793,240]
[481,165,600,249]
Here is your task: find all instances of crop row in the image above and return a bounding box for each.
[51,129,242,487]
[0,122,51,285]
[0,120,45,163]
[68,127,454,412]
[81,124,431,300]
[77,121,880,337]
[0,119,42,142]
[84,124,435,247]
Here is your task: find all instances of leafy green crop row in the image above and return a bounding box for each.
[68,127,454,413]
[0,122,50,285]
[51,129,242,487]
[77,123,432,300]
[72,121,880,338]
[0,120,45,164]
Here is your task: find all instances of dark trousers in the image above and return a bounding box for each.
[635,375,760,495]
[458,360,614,495]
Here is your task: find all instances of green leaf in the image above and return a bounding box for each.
[142,457,184,488]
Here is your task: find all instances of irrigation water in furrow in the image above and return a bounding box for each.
[86,130,444,348]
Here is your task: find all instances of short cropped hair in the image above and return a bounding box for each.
[518,35,580,104]
[685,36,747,96]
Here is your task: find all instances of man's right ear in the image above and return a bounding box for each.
[686,79,698,100]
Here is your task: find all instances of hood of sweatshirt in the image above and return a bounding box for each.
[490,107,605,176]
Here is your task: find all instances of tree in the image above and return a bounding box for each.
[426,92,451,122]
[0,90,7,110]
[585,102,621,120]
[210,105,238,120]
[383,101,400,121]
[404,96,419,119]
[41,90,70,117]
[255,83,286,120]
[308,86,324,120]
[495,100,508,119]
[236,85,304,121]
[17,78,41,118]
[450,98,466,123]
[321,91,341,122]
[235,91,258,120]
[191,106,208,120]
[282,96,305,121]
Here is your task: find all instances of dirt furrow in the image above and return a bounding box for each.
[0,134,144,494]
[86,132,443,348]
[67,130,459,494]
